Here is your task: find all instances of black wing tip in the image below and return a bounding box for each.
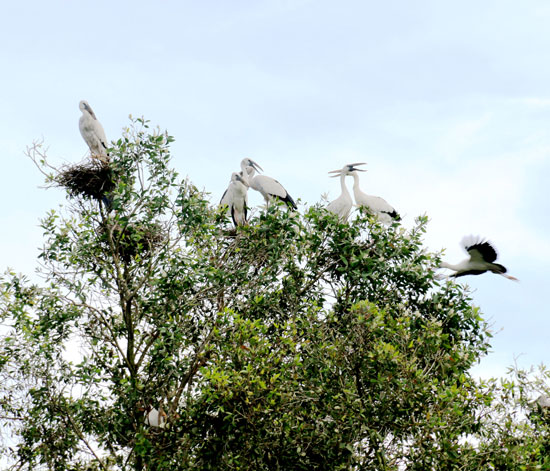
[286,194,298,210]
[219,189,228,206]
[271,193,297,210]
[385,210,400,220]
[462,236,499,262]
[230,205,237,227]
[230,205,247,227]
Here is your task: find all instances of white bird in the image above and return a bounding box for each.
[240,157,264,179]
[241,158,297,210]
[219,172,250,226]
[79,100,109,163]
[440,236,518,280]
[145,407,167,428]
[334,162,399,224]
[325,164,354,221]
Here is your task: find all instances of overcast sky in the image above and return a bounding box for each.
[1,0,549,379]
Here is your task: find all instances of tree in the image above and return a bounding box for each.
[0,119,540,470]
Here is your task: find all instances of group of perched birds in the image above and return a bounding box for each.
[78,100,517,282]
[219,161,398,226]
[219,157,297,226]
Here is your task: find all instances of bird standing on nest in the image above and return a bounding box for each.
[79,100,109,163]
[440,236,518,280]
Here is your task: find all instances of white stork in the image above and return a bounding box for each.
[79,100,109,163]
[326,164,354,221]
[219,172,250,226]
[240,157,263,179]
[440,237,518,280]
[339,162,400,223]
[241,158,297,210]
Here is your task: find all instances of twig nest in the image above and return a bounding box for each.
[56,160,115,200]
[100,220,167,260]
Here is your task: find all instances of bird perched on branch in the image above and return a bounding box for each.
[329,162,399,224]
[145,407,167,428]
[79,100,109,163]
[440,237,518,280]
[241,158,297,210]
[326,164,354,221]
[219,172,250,227]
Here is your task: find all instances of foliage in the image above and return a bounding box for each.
[0,119,541,470]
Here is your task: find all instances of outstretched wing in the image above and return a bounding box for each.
[462,237,498,263]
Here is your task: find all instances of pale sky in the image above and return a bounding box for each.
[1,0,549,379]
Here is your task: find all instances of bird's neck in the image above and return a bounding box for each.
[339,173,350,195]
[440,261,460,271]
[350,172,362,195]
[239,169,252,185]
[243,166,256,179]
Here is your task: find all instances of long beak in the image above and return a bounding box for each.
[248,159,263,173]
[328,162,367,174]
[84,103,97,119]
[348,162,367,172]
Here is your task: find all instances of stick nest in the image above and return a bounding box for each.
[56,161,116,200]
[100,221,167,260]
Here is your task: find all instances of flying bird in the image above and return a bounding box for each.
[79,100,109,163]
[334,162,399,223]
[326,164,354,221]
[219,172,250,226]
[241,158,297,210]
[440,237,518,280]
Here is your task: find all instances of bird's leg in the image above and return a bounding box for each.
[500,273,519,282]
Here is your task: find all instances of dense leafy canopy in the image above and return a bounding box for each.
[1,120,548,470]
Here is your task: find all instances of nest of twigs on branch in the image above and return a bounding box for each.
[56,161,116,201]
[100,221,167,261]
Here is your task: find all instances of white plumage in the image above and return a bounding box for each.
[326,165,353,221]
[219,172,249,226]
[241,158,297,209]
[440,236,518,280]
[145,407,167,428]
[240,157,263,179]
[79,100,109,163]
